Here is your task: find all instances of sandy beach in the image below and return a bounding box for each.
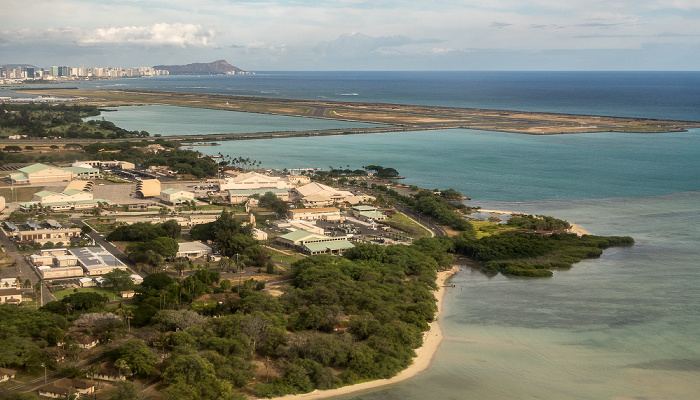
[269,266,460,400]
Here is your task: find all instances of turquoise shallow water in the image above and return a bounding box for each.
[197,128,700,201]
[84,105,383,136]
[335,191,700,400]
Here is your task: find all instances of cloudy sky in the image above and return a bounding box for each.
[2,0,699,70]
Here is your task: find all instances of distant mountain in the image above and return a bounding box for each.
[152,60,247,75]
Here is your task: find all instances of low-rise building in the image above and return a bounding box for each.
[276,229,354,255]
[352,205,388,221]
[16,228,81,244]
[69,247,129,276]
[0,367,17,383]
[136,179,161,198]
[0,288,22,304]
[38,378,95,399]
[63,166,101,180]
[295,182,371,207]
[228,188,289,204]
[8,163,73,184]
[288,207,342,222]
[219,172,291,191]
[20,188,109,212]
[160,188,196,205]
[38,265,84,279]
[176,242,213,259]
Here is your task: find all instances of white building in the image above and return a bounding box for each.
[219,172,291,191]
[160,188,196,205]
[176,242,213,259]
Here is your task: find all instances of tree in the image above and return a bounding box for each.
[140,273,173,291]
[102,269,134,292]
[109,339,158,377]
[162,219,182,239]
[107,381,141,400]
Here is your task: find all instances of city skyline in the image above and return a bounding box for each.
[1,1,699,71]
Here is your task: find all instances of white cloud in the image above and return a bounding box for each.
[82,23,215,47]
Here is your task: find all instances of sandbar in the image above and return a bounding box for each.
[269,266,459,400]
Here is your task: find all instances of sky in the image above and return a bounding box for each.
[1,0,699,71]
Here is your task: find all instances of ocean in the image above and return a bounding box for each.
[59,72,700,398]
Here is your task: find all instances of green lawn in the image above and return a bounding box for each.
[52,287,122,302]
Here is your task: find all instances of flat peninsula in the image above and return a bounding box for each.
[18,89,700,140]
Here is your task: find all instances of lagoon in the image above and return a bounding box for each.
[84,105,384,137]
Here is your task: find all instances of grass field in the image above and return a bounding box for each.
[52,287,121,302]
[0,186,44,202]
[383,212,433,238]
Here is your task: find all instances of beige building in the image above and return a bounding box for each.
[0,288,22,304]
[219,172,291,191]
[136,179,161,198]
[288,207,343,222]
[0,196,5,212]
[287,175,311,185]
[8,163,73,184]
[0,367,16,383]
[228,188,289,204]
[20,188,108,212]
[39,265,85,279]
[295,182,371,207]
[17,228,81,244]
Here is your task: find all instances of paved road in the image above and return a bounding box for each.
[0,227,56,305]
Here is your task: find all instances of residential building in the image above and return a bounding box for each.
[38,378,94,399]
[0,288,22,304]
[0,367,16,383]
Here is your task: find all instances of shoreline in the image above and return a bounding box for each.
[478,208,591,236]
[269,266,459,400]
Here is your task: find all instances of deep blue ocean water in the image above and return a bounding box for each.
[10,72,700,399]
[10,70,700,120]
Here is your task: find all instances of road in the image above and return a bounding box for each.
[0,227,56,305]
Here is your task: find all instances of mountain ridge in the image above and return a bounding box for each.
[152,60,248,75]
